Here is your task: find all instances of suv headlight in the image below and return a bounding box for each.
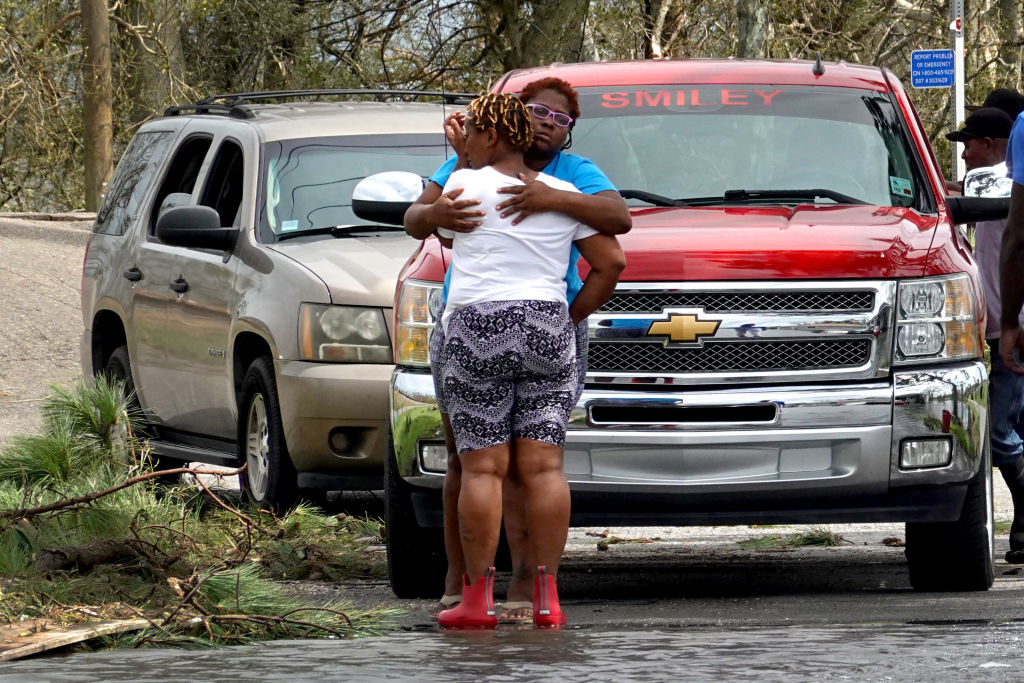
[894,274,980,364]
[298,304,391,363]
[395,279,443,367]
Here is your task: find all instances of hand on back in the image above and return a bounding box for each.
[496,172,557,225]
[430,186,484,233]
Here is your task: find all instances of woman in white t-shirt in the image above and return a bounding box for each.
[435,94,625,630]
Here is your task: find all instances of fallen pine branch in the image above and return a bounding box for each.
[0,466,245,526]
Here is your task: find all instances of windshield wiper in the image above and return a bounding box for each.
[276,224,406,241]
[711,189,870,206]
[619,190,688,207]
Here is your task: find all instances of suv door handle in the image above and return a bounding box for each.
[169,277,189,294]
[123,267,143,282]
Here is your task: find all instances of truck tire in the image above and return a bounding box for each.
[905,444,994,592]
[384,423,446,598]
[238,357,298,512]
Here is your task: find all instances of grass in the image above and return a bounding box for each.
[995,520,1012,535]
[0,377,398,648]
[738,526,847,550]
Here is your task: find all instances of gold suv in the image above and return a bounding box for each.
[80,90,461,509]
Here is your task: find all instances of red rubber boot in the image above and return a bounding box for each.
[533,565,567,629]
[438,567,497,629]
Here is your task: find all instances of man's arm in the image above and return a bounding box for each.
[403,182,484,241]
[569,233,627,323]
[999,183,1024,372]
[496,175,631,235]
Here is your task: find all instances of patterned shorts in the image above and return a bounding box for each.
[431,304,588,414]
[439,300,579,454]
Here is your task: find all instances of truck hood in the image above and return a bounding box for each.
[613,205,942,281]
[268,233,418,306]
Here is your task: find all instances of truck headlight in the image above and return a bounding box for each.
[395,279,443,367]
[298,304,391,363]
[894,274,979,364]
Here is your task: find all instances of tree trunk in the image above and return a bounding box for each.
[997,0,1022,90]
[81,0,114,211]
[736,0,772,58]
[124,0,186,122]
[643,0,672,59]
[487,0,593,71]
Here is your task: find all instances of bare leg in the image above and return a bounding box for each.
[501,468,535,613]
[459,442,511,579]
[513,437,570,575]
[439,413,465,597]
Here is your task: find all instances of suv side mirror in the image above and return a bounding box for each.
[352,171,424,226]
[156,205,239,251]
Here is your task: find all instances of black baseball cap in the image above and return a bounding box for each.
[966,88,1024,119]
[945,107,1013,142]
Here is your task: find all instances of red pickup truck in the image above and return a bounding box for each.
[383,59,996,598]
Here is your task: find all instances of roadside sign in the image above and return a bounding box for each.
[910,49,955,88]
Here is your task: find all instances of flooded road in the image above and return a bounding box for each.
[2,621,1022,681]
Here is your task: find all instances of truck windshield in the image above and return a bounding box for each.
[571,85,928,209]
[259,133,448,237]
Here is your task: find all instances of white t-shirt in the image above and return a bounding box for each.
[438,166,598,329]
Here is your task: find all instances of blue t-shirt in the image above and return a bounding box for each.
[1009,113,1024,187]
[430,152,616,303]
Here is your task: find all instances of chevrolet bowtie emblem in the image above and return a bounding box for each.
[647,313,721,345]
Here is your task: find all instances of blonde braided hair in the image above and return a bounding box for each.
[466,93,534,153]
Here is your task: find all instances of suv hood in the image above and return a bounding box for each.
[268,233,418,306]
[616,205,942,281]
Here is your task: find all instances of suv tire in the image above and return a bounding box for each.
[905,442,994,592]
[102,346,177,479]
[238,357,298,512]
[384,423,446,598]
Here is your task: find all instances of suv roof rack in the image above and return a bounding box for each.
[164,89,478,119]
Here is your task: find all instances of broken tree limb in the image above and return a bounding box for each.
[0,466,245,526]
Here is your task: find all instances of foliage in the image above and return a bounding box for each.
[0,378,395,647]
[2,0,1023,210]
[737,526,847,549]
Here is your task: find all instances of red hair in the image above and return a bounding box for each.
[518,77,581,123]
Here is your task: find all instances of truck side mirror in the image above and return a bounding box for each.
[963,165,1013,199]
[156,205,239,251]
[352,171,424,226]
[945,196,1011,225]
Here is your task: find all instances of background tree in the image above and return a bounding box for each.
[81,0,114,211]
[2,0,1024,211]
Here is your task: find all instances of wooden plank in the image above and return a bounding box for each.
[0,618,150,661]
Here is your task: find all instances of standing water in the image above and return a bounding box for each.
[1,622,1022,681]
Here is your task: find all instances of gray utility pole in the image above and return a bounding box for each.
[81,0,113,212]
[950,0,965,180]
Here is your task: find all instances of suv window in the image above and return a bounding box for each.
[572,85,930,210]
[200,139,245,227]
[148,135,213,234]
[259,133,447,239]
[94,130,174,235]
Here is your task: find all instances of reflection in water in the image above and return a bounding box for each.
[2,623,1023,682]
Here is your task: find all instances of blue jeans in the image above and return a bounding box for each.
[988,340,1024,466]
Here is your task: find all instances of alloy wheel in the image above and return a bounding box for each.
[245,393,270,501]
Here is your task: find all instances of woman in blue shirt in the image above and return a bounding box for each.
[404,77,630,623]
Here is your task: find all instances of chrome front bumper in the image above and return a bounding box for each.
[389,360,987,522]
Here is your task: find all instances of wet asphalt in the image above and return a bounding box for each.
[2,213,1023,636]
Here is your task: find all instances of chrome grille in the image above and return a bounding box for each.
[588,339,873,373]
[602,290,874,314]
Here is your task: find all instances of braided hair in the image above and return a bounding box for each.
[466,93,534,153]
